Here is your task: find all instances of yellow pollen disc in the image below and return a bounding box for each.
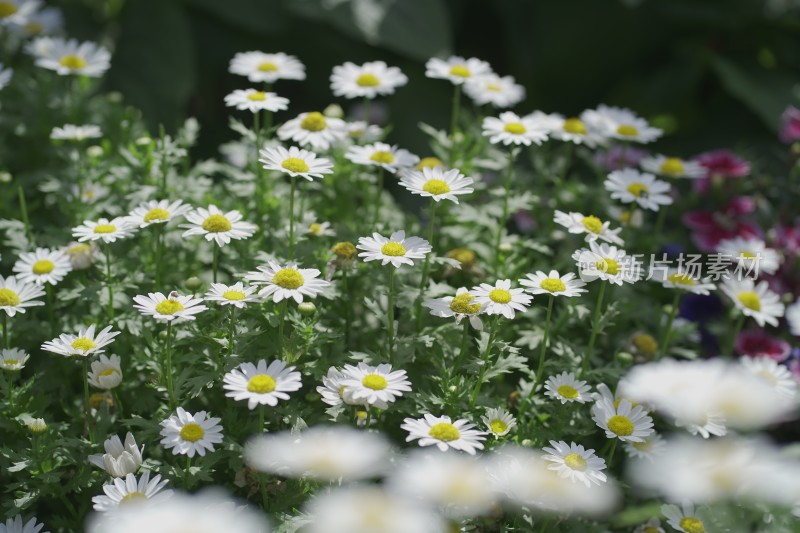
[332,241,357,259]
[356,73,380,87]
[632,440,652,451]
[422,179,451,195]
[201,214,232,233]
[258,61,278,72]
[70,337,96,352]
[272,268,304,289]
[449,292,481,315]
[120,491,148,505]
[281,157,310,173]
[355,410,368,420]
[300,112,327,132]
[338,385,347,398]
[69,244,91,254]
[679,517,705,533]
[416,157,444,170]
[428,422,460,441]
[642,527,660,533]
[540,278,566,293]
[557,385,579,399]
[607,415,634,436]
[99,368,118,377]
[616,124,639,136]
[32,259,55,275]
[563,453,587,471]
[447,248,476,267]
[486,83,502,92]
[563,118,587,135]
[362,374,388,390]
[667,273,695,285]
[309,223,322,235]
[93,224,117,234]
[155,299,184,315]
[0,2,18,17]
[626,183,649,197]
[504,122,526,134]
[661,157,685,175]
[3,359,18,366]
[632,333,658,355]
[490,419,508,434]
[370,151,395,164]
[739,251,756,259]
[581,215,603,234]
[247,91,267,101]
[596,258,620,276]
[737,291,761,311]
[179,422,205,442]
[381,242,406,257]
[59,54,87,70]
[0,288,21,307]
[449,64,471,78]
[489,289,512,304]
[144,208,170,222]
[247,374,276,393]
[222,290,246,301]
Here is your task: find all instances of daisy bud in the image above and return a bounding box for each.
[298,302,316,316]
[184,276,202,290]
[64,242,96,270]
[630,333,658,358]
[323,103,344,119]
[356,411,368,427]
[331,241,357,267]
[90,392,113,410]
[521,438,533,447]
[108,91,123,103]
[616,351,634,365]
[0,171,11,183]
[135,136,152,146]
[27,418,47,433]
[498,242,513,253]
[86,145,103,158]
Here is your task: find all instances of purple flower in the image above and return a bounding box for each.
[734,329,791,361]
[780,106,800,144]
[691,149,751,195]
[594,145,648,171]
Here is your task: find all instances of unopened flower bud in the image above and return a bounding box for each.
[28,418,47,433]
[298,302,316,316]
[184,277,202,290]
[323,104,344,119]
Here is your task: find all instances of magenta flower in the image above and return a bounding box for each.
[780,106,800,144]
[735,329,791,362]
[682,196,761,251]
[691,149,751,194]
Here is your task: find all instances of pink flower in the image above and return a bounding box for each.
[682,197,761,252]
[691,149,751,194]
[594,145,648,171]
[735,329,791,361]
[780,106,800,144]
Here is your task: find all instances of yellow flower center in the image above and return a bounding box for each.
[370,151,395,164]
[739,251,756,259]
[616,124,639,137]
[69,244,91,254]
[449,293,481,315]
[32,259,55,275]
[540,278,567,293]
[99,368,119,377]
[596,258,620,276]
[0,2,18,17]
[381,242,406,257]
[272,268,304,289]
[581,215,603,234]
[155,299,184,315]
[447,248,476,267]
[362,374,388,390]
[201,214,232,233]
[563,453,587,471]
[449,64,471,78]
[417,157,444,170]
[490,419,508,434]
[504,122,526,134]
[356,73,380,87]
[300,112,327,132]
[737,291,761,311]
[679,517,705,533]
[489,289,512,304]
[247,374,277,393]
[557,385,579,399]
[70,337,96,352]
[422,179,451,195]
[332,241,357,259]
[632,333,658,355]
[632,439,653,451]
[626,183,649,197]
[660,157,685,175]
[59,55,87,70]
[563,118,587,135]
[607,415,634,436]
[247,91,267,101]
[667,273,695,285]
[120,491,148,505]
[144,208,170,223]
[258,61,278,72]
[486,83,502,91]
[642,527,660,533]
[3,359,17,365]
[93,224,117,234]
[281,157,310,173]
[428,422,460,442]
[179,422,205,442]
[222,290,246,301]
[309,223,322,235]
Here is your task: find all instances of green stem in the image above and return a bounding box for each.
[560,142,574,182]
[165,320,175,410]
[254,111,264,224]
[449,84,461,166]
[159,125,169,195]
[17,185,33,246]
[606,438,618,467]
[470,322,497,408]
[4,371,14,413]
[2,314,8,349]
[494,150,516,268]
[453,319,471,373]
[155,225,164,289]
[46,284,55,337]
[534,295,554,389]
[112,389,123,419]
[105,243,114,321]
[415,200,438,330]
[83,359,95,444]
[725,313,746,357]
[658,291,681,359]
[277,300,288,358]
[288,175,297,258]
[342,269,352,348]
[581,282,607,377]
[212,244,219,283]
[184,456,192,489]
[371,167,384,229]
[387,268,397,366]
[228,305,236,357]
[258,404,265,433]
[363,96,371,124]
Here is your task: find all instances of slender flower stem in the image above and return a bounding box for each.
[254,111,264,223]
[658,291,681,359]
[342,269,352,348]
[371,167,384,229]
[534,295,555,389]
[449,84,461,165]
[184,456,192,489]
[112,389,123,419]
[82,359,95,444]
[606,438,618,466]
[4,371,14,413]
[104,243,114,322]
[277,300,288,357]
[453,319,471,373]
[212,244,219,283]
[725,313,746,357]
[2,314,8,348]
[560,142,574,182]
[581,282,607,377]
[258,404,265,433]
[494,149,516,268]
[46,284,56,337]
[165,320,175,410]
[415,200,438,330]
[155,225,164,289]
[363,96,371,124]
[159,125,169,195]
[469,322,497,408]
[228,306,236,357]
[288,175,297,258]
[387,268,397,365]
[17,185,33,245]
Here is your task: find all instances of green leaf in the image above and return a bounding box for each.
[188,0,287,34]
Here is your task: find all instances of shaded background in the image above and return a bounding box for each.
[54,0,800,160]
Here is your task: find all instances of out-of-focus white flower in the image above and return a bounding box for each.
[88,433,143,478]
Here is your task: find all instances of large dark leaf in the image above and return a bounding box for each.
[187,0,287,34]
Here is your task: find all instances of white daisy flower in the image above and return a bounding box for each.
[741,356,796,399]
[0,0,40,26]
[676,410,728,439]
[402,414,486,455]
[656,268,717,295]
[277,111,347,151]
[330,60,408,99]
[0,515,49,533]
[0,64,12,91]
[306,220,335,237]
[72,182,108,205]
[345,142,419,173]
[181,205,256,247]
[245,426,391,481]
[0,348,29,372]
[222,360,302,410]
[357,230,431,268]
[0,275,44,317]
[661,502,708,533]
[88,433,143,478]
[245,261,330,303]
[542,440,607,487]
[228,50,306,83]
[12,247,72,285]
[573,240,642,285]
[204,282,259,308]
[605,168,673,211]
[340,362,412,409]
[525,110,564,132]
[127,199,191,228]
[399,166,474,204]
[481,407,517,437]
[259,145,334,181]
[316,366,363,407]
[553,210,624,245]
[34,37,110,77]
[592,397,654,443]
[16,5,62,36]
[482,111,549,146]
[585,104,663,144]
[72,217,135,244]
[41,324,119,357]
[717,236,781,276]
[520,270,587,298]
[548,114,604,146]
[470,279,532,319]
[634,518,666,533]
[63,241,97,270]
[132,291,208,322]
[544,371,592,404]
[91,471,172,512]
[720,278,785,327]
[425,56,493,85]
[343,120,383,144]
[50,123,102,141]
[223,89,289,113]
[463,73,526,108]
[624,433,666,461]
[640,154,706,179]
[423,287,484,330]
[160,407,223,458]
[88,354,122,390]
